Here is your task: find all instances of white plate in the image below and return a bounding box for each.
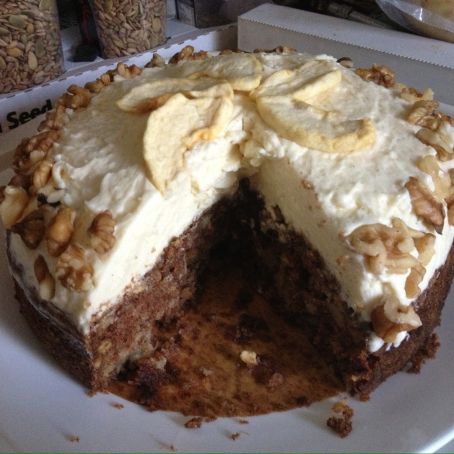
[0,114,453,454]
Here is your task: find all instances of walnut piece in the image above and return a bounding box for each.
[406,100,440,129]
[413,233,435,266]
[355,64,395,88]
[34,255,55,300]
[405,262,426,299]
[0,186,29,229]
[169,45,194,64]
[417,155,451,200]
[60,85,92,109]
[46,207,75,257]
[371,285,421,343]
[13,130,59,174]
[145,52,165,68]
[32,159,53,193]
[395,83,433,103]
[38,104,68,132]
[416,127,453,162]
[347,219,421,275]
[11,208,46,249]
[116,62,142,79]
[405,177,445,233]
[56,243,94,292]
[88,211,116,255]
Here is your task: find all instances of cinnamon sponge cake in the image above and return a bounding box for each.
[2,46,454,400]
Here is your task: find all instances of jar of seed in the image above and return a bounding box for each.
[0,0,64,94]
[89,0,166,59]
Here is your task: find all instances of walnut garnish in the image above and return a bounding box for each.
[11,208,46,249]
[38,104,68,132]
[395,83,433,103]
[34,255,55,300]
[85,79,106,94]
[169,45,194,64]
[32,159,53,193]
[371,285,421,343]
[417,155,451,200]
[416,128,453,162]
[145,52,165,68]
[56,243,94,291]
[13,130,59,174]
[46,207,75,256]
[405,177,445,233]
[116,62,142,79]
[405,262,426,299]
[60,85,92,109]
[88,211,116,255]
[406,100,440,129]
[355,64,395,88]
[347,220,419,274]
[413,233,435,266]
[8,173,31,191]
[0,186,29,229]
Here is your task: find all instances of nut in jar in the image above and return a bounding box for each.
[0,0,64,94]
[90,0,166,58]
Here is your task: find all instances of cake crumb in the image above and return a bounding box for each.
[237,418,249,424]
[66,435,80,443]
[111,402,124,410]
[406,333,440,374]
[230,432,241,441]
[184,417,203,429]
[326,401,353,438]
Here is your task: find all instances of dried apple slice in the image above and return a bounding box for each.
[188,53,263,92]
[251,60,341,101]
[117,78,233,114]
[256,95,375,153]
[143,93,233,193]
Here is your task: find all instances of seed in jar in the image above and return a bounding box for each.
[28,52,38,70]
[39,0,52,11]
[8,15,28,29]
[7,47,23,58]
[0,27,10,36]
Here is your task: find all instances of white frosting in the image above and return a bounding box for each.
[8,52,454,352]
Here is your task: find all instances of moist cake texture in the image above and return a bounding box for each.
[2,46,454,398]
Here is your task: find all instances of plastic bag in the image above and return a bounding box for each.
[377,0,454,43]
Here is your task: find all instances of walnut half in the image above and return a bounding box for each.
[371,285,421,343]
[405,177,445,234]
[88,211,116,255]
[11,208,46,249]
[56,243,94,292]
[46,207,75,257]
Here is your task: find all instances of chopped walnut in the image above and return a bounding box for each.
[7,173,31,191]
[371,285,421,343]
[240,350,258,366]
[416,128,453,162]
[88,211,116,255]
[60,85,92,109]
[46,207,75,257]
[85,79,106,94]
[56,243,94,292]
[347,220,420,274]
[116,62,142,79]
[405,262,426,299]
[34,255,55,300]
[169,45,194,64]
[13,130,59,174]
[32,159,53,193]
[0,186,29,229]
[417,155,451,200]
[355,64,395,88]
[405,177,445,233]
[38,104,68,132]
[145,52,165,68]
[406,100,439,129]
[395,83,434,103]
[11,208,46,249]
[413,233,435,266]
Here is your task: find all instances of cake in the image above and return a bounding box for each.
[2,46,454,401]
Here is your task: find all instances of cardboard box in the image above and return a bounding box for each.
[0,25,236,140]
[238,3,454,104]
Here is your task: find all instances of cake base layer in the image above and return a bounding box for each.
[8,182,454,402]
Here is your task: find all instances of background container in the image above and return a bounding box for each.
[0,0,64,94]
[90,0,166,58]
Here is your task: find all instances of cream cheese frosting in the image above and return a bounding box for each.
[6,51,454,352]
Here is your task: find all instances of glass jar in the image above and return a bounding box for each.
[0,0,64,94]
[90,0,166,59]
